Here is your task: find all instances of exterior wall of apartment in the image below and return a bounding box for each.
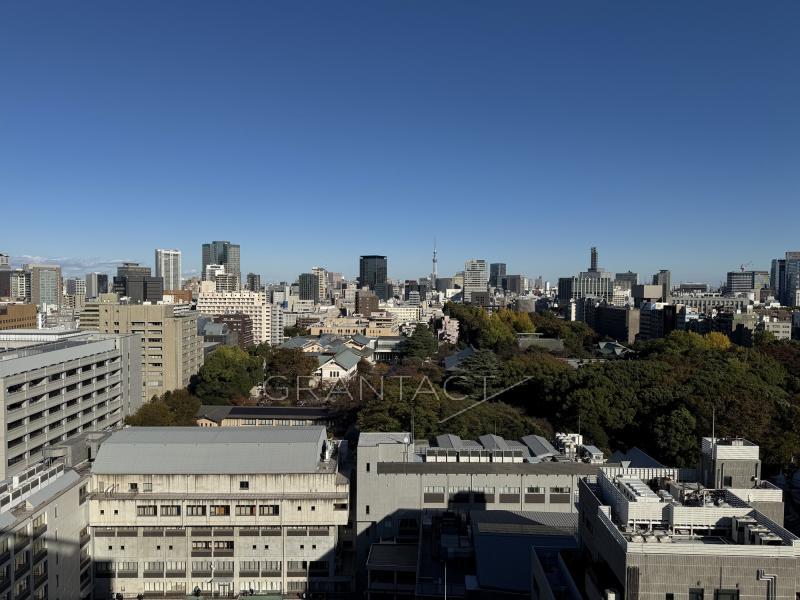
[97,304,202,403]
[196,291,283,346]
[88,471,349,597]
[0,468,93,600]
[0,335,141,479]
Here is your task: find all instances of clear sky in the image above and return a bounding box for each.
[1,1,798,285]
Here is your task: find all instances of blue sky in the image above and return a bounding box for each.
[1,1,798,285]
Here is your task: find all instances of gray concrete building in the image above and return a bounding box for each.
[0,332,141,479]
[355,432,600,571]
[0,453,94,600]
[577,439,792,600]
[87,426,351,598]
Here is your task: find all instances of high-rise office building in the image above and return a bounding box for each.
[312,266,328,302]
[9,269,31,303]
[463,259,488,303]
[85,272,109,298]
[652,269,671,302]
[558,248,614,305]
[112,262,163,303]
[771,258,786,300]
[65,277,86,297]
[614,271,639,289]
[25,263,62,308]
[0,254,9,299]
[358,255,387,292]
[298,273,320,303]
[155,248,182,291]
[246,272,262,292]
[202,240,240,282]
[489,262,507,288]
[726,270,771,296]
[784,252,800,307]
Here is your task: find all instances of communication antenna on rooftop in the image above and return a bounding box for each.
[712,406,716,445]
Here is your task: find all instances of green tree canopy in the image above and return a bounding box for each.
[191,346,263,404]
[399,323,439,360]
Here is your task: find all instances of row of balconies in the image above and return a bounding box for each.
[7,380,120,431]
[5,362,119,402]
[93,526,334,538]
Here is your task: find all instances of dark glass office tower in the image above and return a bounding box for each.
[358,255,387,290]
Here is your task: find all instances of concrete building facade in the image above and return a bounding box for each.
[0,333,142,479]
[155,249,182,292]
[96,303,203,403]
[88,427,351,598]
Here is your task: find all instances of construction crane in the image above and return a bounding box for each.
[739,261,752,272]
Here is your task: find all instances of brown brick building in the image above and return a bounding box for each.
[0,303,37,330]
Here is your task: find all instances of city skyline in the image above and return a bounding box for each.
[2,1,799,284]
[3,243,797,288]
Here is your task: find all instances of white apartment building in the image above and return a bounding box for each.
[463,259,488,303]
[0,333,142,479]
[196,289,284,346]
[379,305,420,323]
[155,249,182,291]
[88,427,351,598]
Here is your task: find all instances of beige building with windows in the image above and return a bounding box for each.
[96,303,203,403]
[88,426,351,598]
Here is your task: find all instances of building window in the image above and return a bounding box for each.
[667,595,674,600]
[689,590,704,600]
[214,541,234,550]
[235,505,256,516]
[366,505,370,515]
[239,480,249,490]
[366,463,370,472]
[160,505,181,517]
[137,505,157,517]
[128,482,138,492]
[186,505,206,516]
[715,591,739,600]
[259,504,279,516]
[210,505,230,516]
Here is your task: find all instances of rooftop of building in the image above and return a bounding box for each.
[0,332,128,363]
[366,543,419,570]
[471,510,579,592]
[586,469,799,553]
[92,426,335,475]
